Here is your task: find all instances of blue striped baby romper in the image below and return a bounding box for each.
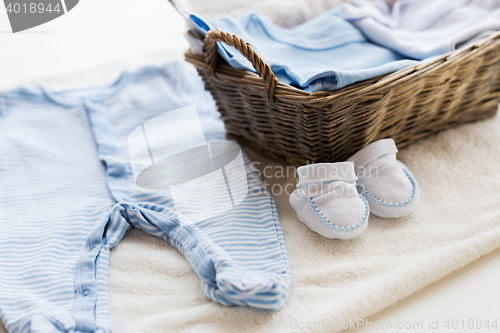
[0,62,290,332]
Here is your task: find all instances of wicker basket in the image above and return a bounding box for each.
[185,28,500,166]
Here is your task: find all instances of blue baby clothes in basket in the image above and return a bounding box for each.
[189,10,419,92]
[0,62,290,333]
[338,0,500,60]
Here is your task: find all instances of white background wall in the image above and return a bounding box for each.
[0,0,188,88]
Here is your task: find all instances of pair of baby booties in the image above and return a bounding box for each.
[289,139,419,239]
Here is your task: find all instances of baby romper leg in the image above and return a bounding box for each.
[0,89,117,332]
[83,62,291,310]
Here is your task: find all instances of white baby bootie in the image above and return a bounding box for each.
[348,139,419,218]
[289,162,369,239]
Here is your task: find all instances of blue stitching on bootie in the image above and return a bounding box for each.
[308,194,369,232]
[357,169,417,209]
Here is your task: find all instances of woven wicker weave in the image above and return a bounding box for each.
[185,28,500,166]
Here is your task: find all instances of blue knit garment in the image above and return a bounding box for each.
[190,10,419,91]
[0,62,290,333]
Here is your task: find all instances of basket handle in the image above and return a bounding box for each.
[203,28,279,102]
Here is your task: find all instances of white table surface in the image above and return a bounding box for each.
[1,1,499,332]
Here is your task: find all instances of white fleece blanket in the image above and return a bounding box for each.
[4,103,497,333]
[102,112,500,333]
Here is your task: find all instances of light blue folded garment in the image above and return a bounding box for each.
[189,10,419,92]
[338,0,500,60]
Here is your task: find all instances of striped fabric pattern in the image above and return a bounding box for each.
[0,62,290,333]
